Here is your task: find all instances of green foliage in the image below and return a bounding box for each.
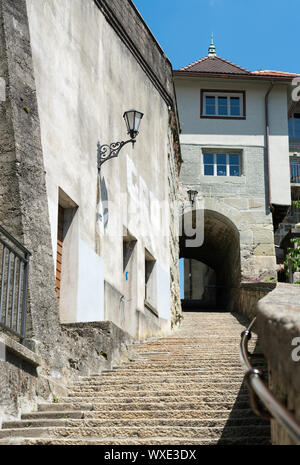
[53,394,59,403]
[292,200,300,209]
[264,276,277,283]
[284,238,300,276]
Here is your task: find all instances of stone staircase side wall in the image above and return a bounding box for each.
[256,283,300,445]
[228,282,276,319]
[0,320,133,426]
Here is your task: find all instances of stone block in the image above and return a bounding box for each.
[226,198,249,210]
[249,198,265,209]
[293,272,300,283]
[254,243,275,256]
[253,228,274,244]
[240,230,253,245]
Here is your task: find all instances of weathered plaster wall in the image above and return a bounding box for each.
[0,0,181,423]
[26,0,181,337]
[256,284,300,445]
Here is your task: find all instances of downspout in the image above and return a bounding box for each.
[265,82,275,211]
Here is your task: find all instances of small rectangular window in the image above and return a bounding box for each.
[201,90,245,119]
[203,152,241,177]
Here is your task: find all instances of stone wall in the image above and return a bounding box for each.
[0,0,63,368]
[0,322,133,425]
[179,143,277,284]
[229,282,276,319]
[168,111,182,327]
[0,0,182,422]
[26,0,182,334]
[256,283,300,445]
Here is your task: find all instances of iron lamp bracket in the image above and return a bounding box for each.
[98,139,135,169]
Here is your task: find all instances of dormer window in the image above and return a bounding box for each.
[201,90,246,119]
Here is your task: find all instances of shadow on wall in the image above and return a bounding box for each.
[180,209,241,310]
[100,176,109,230]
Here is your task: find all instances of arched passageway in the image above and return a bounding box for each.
[180,209,241,310]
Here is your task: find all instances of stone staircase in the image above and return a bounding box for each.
[0,312,270,445]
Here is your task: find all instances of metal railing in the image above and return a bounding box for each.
[289,140,300,154]
[290,159,300,184]
[0,225,31,342]
[240,318,300,444]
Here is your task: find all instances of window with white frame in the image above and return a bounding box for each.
[201,91,245,118]
[288,113,300,138]
[203,152,241,177]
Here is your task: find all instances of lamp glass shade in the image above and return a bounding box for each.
[123,110,144,139]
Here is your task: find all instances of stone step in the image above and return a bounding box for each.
[116,360,265,367]
[111,365,257,372]
[131,354,243,359]
[38,403,93,412]
[79,373,250,382]
[133,344,249,348]
[22,411,86,420]
[64,389,249,400]
[0,311,267,445]
[140,339,251,343]
[70,377,245,387]
[57,395,250,406]
[133,351,250,354]
[0,436,271,446]
[166,340,251,344]
[97,367,266,376]
[0,424,270,440]
[22,408,259,421]
[68,382,247,393]
[38,400,252,412]
[3,416,269,430]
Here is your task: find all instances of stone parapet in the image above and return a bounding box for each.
[229,282,276,319]
[256,283,300,444]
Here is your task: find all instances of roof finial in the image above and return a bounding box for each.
[208,33,216,57]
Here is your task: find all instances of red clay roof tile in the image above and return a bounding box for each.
[179,55,251,74]
[177,55,299,79]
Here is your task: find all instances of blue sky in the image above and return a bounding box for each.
[134,0,299,74]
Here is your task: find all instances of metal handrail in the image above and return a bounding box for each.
[240,317,300,445]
